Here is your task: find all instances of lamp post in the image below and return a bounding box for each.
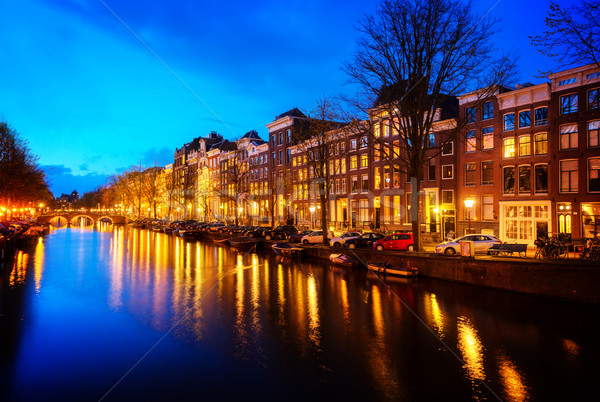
[464,197,474,234]
[309,205,315,229]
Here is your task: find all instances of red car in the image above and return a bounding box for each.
[373,232,414,251]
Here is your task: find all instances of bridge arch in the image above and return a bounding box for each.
[70,215,96,226]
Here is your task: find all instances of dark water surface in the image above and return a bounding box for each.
[0,226,598,401]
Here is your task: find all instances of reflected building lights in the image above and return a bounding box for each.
[497,354,530,402]
[306,273,320,347]
[457,316,486,384]
[33,237,45,294]
[371,285,385,340]
[427,293,445,339]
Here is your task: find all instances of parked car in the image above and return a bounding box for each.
[435,234,501,255]
[373,233,414,251]
[288,230,314,243]
[301,230,324,244]
[208,222,226,232]
[329,231,362,247]
[263,225,299,240]
[344,232,386,249]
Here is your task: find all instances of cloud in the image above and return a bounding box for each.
[42,164,110,197]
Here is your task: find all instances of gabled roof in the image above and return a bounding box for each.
[276,108,306,120]
[373,82,458,120]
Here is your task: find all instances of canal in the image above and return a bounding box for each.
[0,226,598,401]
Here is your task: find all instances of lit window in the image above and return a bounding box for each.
[589,120,600,147]
[560,124,578,150]
[589,158,600,192]
[535,133,548,155]
[503,137,515,158]
[519,136,531,157]
[360,154,368,168]
[482,196,494,221]
[560,160,579,193]
[482,127,494,149]
[350,155,358,170]
[442,165,454,179]
[466,130,476,152]
[361,174,369,192]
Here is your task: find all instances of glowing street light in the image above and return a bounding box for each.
[464,197,474,234]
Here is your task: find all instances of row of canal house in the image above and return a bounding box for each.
[171,63,599,244]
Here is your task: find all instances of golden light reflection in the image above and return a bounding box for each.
[33,237,45,294]
[457,316,486,383]
[497,354,530,402]
[428,293,445,339]
[277,263,286,327]
[306,273,320,347]
[234,264,247,358]
[9,250,28,286]
[562,338,580,359]
[371,285,385,339]
[108,226,124,310]
[339,279,351,328]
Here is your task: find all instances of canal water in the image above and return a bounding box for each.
[0,226,598,401]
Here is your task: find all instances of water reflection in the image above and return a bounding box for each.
[1,226,597,401]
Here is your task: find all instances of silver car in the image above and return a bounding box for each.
[435,234,501,255]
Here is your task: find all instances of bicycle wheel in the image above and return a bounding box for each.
[558,245,568,259]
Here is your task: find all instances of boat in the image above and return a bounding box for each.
[213,237,230,246]
[271,242,304,257]
[329,253,361,267]
[228,236,259,251]
[367,261,419,278]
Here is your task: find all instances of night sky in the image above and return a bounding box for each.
[0,0,573,196]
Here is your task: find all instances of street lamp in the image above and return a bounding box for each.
[464,197,474,234]
[309,205,316,229]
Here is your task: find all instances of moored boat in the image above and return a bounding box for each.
[329,253,360,267]
[367,261,419,277]
[213,237,230,246]
[271,242,304,257]
[228,236,259,251]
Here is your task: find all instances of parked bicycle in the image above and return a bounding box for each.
[579,238,600,262]
[534,237,568,260]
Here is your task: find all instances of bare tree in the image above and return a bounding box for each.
[531,1,600,73]
[218,143,249,226]
[292,98,344,243]
[141,166,163,219]
[343,0,515,250]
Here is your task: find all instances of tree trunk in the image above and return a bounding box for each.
[410,176,421,252]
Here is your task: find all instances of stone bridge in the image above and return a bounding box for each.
[37,212,130,225]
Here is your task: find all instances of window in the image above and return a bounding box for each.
[442,165,454,179]
[374,122,381,138]
[287,130,291,143]
[482,161,493,185]
[589,120,600,147]
[383,166,390,188]
[535,164,548,193]
[482,127,494,150]
[360,154,368,168]
[374,143,380,161]
[587,72,600,80]
[393,169,401,187]
[518,136,531,157]
[589,88,600,110]
[279,150,283,165]
[383,121,390,137]
[519,111,531,128]
[482,102,493,120]
[482,196,494,221]
[466,130,476,152]
[340,158,346,174]
[560,94,578,114]
[465,163,476,186]
[350,155,358,170]
[519,165,531,193]
[534,133,548,155]
[361,174,369,192]
[560,124,578,150]
[558,77,576,86]
[286,149,291,164]
[428,160,436,181]
[534,107,548,126]
[341,178,346,193]
[360,136,368,148]
[504,113,515,131]
[350,139,357,150]
[503,137,515,158]
[466,107,476,123]
[589,158,600,192]
[503,166,515,194]
[351,176,358,193]
[428,132,435,148]
[279,132,284,145]
[442,190,454,204]
[442,141,454,155]
[374,167,381,189]
[560,160,579,193]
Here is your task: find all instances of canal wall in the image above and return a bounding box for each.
[302,245,600,305]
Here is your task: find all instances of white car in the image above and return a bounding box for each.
[435,234,501,255]
[301,230,324,244]
[329,231,362,247]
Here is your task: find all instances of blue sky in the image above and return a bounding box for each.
[0,0,571,196]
